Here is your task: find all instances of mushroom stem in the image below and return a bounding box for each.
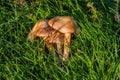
[56,43,63,60]
[45,42,54,51]
[63,33,71,62]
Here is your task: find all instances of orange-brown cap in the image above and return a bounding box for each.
[48,16,76,34]
[27,19,48,41]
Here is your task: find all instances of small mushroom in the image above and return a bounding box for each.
[48,16,77,61]
[28,16,78,62]
[27,19,48,41]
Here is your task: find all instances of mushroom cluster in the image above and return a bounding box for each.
[28,16,78,62]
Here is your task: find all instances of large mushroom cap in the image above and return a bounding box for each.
[48,16,76,33]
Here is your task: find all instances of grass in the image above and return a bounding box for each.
[0,0,120,80]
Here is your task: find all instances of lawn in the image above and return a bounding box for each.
[0,0,120,80]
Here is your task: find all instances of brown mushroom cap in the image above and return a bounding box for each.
[27,19,49,41]
[48,16,76,34]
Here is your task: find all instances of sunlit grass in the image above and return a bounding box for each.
[0,0,120,80]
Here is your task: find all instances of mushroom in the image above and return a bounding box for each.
[48,16,77,62]
[28,16,78,62]
[27,19,49,41]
